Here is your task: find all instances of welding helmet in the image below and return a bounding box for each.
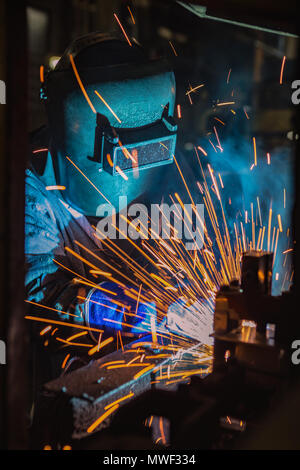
[43,32,177,215]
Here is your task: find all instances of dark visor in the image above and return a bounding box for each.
[88,111,177,176]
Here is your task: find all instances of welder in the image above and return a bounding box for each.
[26,32,209,384]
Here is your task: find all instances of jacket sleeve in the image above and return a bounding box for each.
[25,170,99,335]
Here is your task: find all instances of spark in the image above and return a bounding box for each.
[253,137,257,166]
[243,107,250,119]
[217,101,235,106]
[177,104,182,119]
[104,391,134,410]
[25,299,80,318]
[89,269,112,277]
[118,330,124,352]
[114,13,132,46]
[88,336,114,356]
[66,156,111,204]
[208,139,217,153]
[186,84,204,95]
[94,90,122,123]
[25,315,104,334]
[87,404,119,433]
[100,360,125,368]
[106,363,151,370]
[127,5,135,24]
[66,331,88,342]
[267,206,273,252]
[169,40,178,56]
[257,197,262,227]
[55,337,93,348]
[278,214,283,232]
[135,284,142,315]
[214,117,225,126]
[226,68,232,84]
[40,65,44,83]
[106,153,114,167]
[218,173,224,189]
[33,148,48,154]
[273,228,279,267]
[40,326,52,336]
[159,417,166,445]
[280,56,286,85]
[197,146,207,156]
[150,314,158,345]
[69,54,96,113]
[156,367,209,380]
[127,355,141,365]
[115,165,129,180]
[45,185,66,191]
[213,126,223,152]
[61,353,70,369]
[134,364,155,380]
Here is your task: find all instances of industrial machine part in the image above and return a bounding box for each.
[32,335,209,448]
[76,251,299,450]
[213,251,298,378]
[177,1,298,38]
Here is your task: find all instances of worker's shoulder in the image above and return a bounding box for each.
[25,167,47,192]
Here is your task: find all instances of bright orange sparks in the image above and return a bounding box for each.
[115,165,129,180]
[169,40,178,56]
[253,137,257,166]
[94,90,121,123]
[45,185,66,191]
[66,156,111,204]
[127,5,135,24]
[69,54,96,113]
[177,104,182,119]
[40,65,44,83]
[134,364,155,380]
[114,13,132,46]
[87,404,119,433]
[104,391,134,410]
[280,56,286,85]
[62,353,71,369]
[88,336,114,356]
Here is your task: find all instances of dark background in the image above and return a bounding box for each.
[0,0,298,449]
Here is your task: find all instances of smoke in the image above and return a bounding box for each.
[197,136,294,295]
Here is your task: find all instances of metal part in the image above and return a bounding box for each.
[92,251,299,449]
[177,2,299,38]
[212,251,298,377]
[36,335,206,444]
[241,251,273,296]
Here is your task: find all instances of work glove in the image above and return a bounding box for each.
[84,281,159,341]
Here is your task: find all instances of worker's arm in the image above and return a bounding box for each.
[25,169,160,344]
[25,169,103,332]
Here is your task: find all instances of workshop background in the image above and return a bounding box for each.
[0,0,299,450]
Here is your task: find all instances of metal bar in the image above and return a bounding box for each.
[177,2,299,38]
